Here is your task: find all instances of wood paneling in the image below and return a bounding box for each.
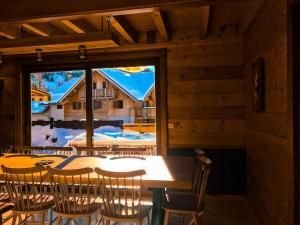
[244,0,293,225]
[167,43,244,149]
[0,61,20,145]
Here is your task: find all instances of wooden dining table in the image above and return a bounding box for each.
[0,154,193,225]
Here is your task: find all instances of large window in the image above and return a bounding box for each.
[29,66,157,153]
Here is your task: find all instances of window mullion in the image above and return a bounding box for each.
[85,68,93,146]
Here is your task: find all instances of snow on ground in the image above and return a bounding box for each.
[31,125,84,147]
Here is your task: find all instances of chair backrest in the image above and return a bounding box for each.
[191,149,205,191]
[95,168,146,219]
[47,167,95,214]
[193,155,211,212]
[14,146,44,155]
[76,146,110,156]
[44,146,74,155]
[1,165,48,211]
[111,146,151,157]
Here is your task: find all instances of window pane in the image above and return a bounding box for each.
[31,70,86,147]
[91,66,156,154]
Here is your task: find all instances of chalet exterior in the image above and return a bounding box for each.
[32,67,155,123]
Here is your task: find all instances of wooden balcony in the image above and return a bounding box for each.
[79,89,116,99]
[136,107,156,123]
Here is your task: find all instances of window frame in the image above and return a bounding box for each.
[20,50,167,155]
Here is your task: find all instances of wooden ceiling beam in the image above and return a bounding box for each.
[21,24,49,36]
[0,0,212,24]
[109,16,137,44]
[61,20,85,33]
[0,25,21,39]
[60,19,95,34]
[152,10,170,42]
[0,31,119,55]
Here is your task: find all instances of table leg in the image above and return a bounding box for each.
[150,188,165,225]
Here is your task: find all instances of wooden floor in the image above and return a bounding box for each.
[2,195,260,225]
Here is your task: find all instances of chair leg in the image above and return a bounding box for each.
[146,215,151,225]
[17,214,22,224]
[188,219,195,225]
[49,209,53,225]
[11,214,17,225]
[105,220,110,225]
[41,212,45,225]
[163,211,170,225]
[86,215,91,225]
[57,216,62,225]
[192,214,199,225]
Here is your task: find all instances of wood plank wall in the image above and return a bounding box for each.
[0,60,20,145]
[167,43,245,149]
[244,0,293,225]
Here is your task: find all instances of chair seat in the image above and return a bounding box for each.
[53,197,102,215]
[13,195,54,212]
[163,193,202,213]
[102,204,152,219]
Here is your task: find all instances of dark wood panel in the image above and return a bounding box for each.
[244,0,293,225]
[246,113,287,138]
[168,66,244,81]
[168,79,243,94]
[168,119,244,132]
[169,131,244,148]
[167,44,243,68]
[168,105,244,119]
[168,93,244,107]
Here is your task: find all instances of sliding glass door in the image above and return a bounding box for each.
[28,65,157,153]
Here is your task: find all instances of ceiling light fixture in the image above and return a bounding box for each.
[36,49,43,62]
[78,45,87,60]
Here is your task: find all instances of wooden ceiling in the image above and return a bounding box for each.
[0,0,264,55]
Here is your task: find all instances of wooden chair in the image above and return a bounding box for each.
[43,146,74,155]
[76,146,110,156]
[95,168,151,225]
[47,167,101,225]
[111,146,151,158]
[162,155,212,225]
[13,146,44,155]
[1,165,54,225]
[165,149,205,196]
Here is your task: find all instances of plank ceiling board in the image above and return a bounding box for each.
[210,1,259,32]
[0,32,119,55]
[50,21,78,34]
[125,13,156,32]
[0,0,208,23]
[21,23,65,36]
[167,7,210,30]
[84,15,103,31]
[0,25,21,39]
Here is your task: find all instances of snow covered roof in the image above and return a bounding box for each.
[31,101,49,114]
[40,66,154,106]
[97,66,155,101]
[49,76,84,103]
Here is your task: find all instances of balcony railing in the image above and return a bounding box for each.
[79,89,116,99]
